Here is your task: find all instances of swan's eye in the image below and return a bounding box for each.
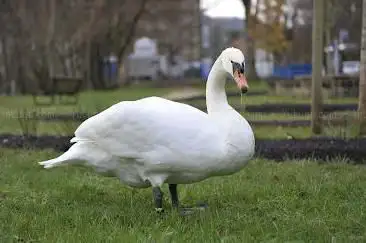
[240,62,245,73]
[231,61,245,74]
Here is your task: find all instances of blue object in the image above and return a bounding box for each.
[272,64,312,79]
[200,63,211,80]
[103,56,118,81]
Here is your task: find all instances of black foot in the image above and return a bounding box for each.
[168,184,208,216]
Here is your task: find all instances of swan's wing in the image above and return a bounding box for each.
[73,97,223,163]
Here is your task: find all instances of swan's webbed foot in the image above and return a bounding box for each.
[168,184,208,216]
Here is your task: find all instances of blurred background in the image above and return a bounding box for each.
[2,2,366,239]
[0,0,364,141]
[0,0,362,92]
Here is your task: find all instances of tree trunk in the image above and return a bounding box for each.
[1,36,9,87]
[89,41,104,89]
[242,0,258,80]
[85,39,92,89]
[324,0,333,75]
[116,0,148,61]
[245,37,258,80]
[358,0,366,135]
[46,0,56,78]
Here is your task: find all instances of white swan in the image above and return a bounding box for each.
[38,47,255,214]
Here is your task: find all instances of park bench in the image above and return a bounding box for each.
[268,74,359,98]
[32,76,83,106]
[294,74,359,97]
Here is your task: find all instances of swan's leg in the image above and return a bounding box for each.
[168,184,179,208]
[168,184,208,216]
[152,187,164,213]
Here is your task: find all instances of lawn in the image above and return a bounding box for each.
[0,111,359,139]
[1,149,366,242]
[0,84,173,114]
[1,82,365,242]
[0,81,360,139]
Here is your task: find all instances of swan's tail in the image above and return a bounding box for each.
[38,139,91,169]
[38,157,67,169]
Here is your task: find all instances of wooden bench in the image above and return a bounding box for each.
[267,77,311,97]
[32,76,83,106]
[294,74,359,97]
[268,74,359,98]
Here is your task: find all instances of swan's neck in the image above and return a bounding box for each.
[206,57,230,114]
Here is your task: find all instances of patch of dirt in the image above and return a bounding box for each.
[1,134,365,163]
[0,134,71,152]
[255,137,366,163]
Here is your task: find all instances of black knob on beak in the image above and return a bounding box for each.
[240,86,248,94]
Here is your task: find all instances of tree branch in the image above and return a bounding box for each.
[116,0,149,60]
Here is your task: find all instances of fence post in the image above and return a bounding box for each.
[311,0,325,134]
[358,0,366,135]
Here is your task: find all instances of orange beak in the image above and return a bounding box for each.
[234,71,248,94]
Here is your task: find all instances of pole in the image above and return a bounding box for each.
[358,0,366,135]
[324,0,333,75]
[311,0,324,134]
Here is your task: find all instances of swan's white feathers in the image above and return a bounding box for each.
[38,47,255,189]
[73,96,224,170]
[222,47,245,64]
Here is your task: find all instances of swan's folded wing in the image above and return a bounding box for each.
[73,97,222,161]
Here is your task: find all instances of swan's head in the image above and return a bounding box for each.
[221,47,248,94]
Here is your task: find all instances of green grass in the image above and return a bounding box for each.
[0,82,364,241]
[188,80,358,106]
[0,107,358,139]
[0,114,358,139]
[0,81,360,139]
[1,148,366,242]
[252,125,361,139]
[0,84,173,113]
[244,112,310,121]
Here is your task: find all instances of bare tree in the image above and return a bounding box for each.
[0,0,204,91]
[86,0,150,88]
[289,0,313,63]
[136,0,200,79]
[0,0,152,92]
